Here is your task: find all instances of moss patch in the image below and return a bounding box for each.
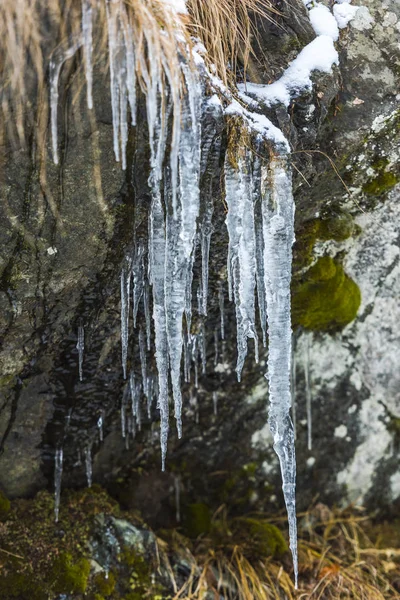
[293,213,357,272]
[232,518,288,559]
[292,256,361,331]
[183,503,212,538]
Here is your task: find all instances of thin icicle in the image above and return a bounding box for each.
[219,282,225,341]
[50,37,83,164]
[200,322,206,375]
[213,391,218,416]
[54,447,63,522]
[263,154,298,588]
[225,149,259,380]
[304,332,313,451]
[97,411,104,442]
[121,259,131,379]
[121,388,127,438]
[143,280,152,351]
[82,0,93,110]
[200,201,213,316]
[139,328,148,399]
[213,329,219,368]
[84,446,92,488]
[77,323,84,382]
[132,245,145,328]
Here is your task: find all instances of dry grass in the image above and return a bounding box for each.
[0,0,277,147]
[159,504,400,599]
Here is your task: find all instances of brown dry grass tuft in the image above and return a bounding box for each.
[0,0,276,147]
[160,504,400,599]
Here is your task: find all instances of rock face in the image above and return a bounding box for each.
[0,0,399,529]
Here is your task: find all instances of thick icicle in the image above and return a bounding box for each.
[253,156,267,346]
[225,149,259,380]
[164,64,202,440]
[263,154,298,588]
[77,323,84,382]
[54,447,63,522]
[82,0,93,110]
[291,336,297,441]
[149,189,169,469]
[120,259,131,379]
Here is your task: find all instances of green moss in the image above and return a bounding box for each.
[183,503,212,538]
[51,552,91,595]
[0,489,11,520]
[292,256,361,331]
[293,214,356,272]
[93,571,116,597]
[0,570,47,600]
[362,170,399,196]
[233,518,288,559]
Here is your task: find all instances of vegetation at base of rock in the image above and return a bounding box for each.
[0,487,399,598]
[292,256,361,331]
[0,489,11,520]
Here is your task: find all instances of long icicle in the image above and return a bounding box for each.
[263,153,298,588]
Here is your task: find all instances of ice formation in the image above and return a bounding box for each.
[76,324,85,382]
[48,0,360,586]
[54,447,63,522]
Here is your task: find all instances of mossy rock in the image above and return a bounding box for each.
[93,571,116,597]
[362,170,399,196]
[233,517,288,559]
[292,256,361,331]
[293,214,356,271]
[51,552,91,595]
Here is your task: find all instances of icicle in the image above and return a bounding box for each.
[219,282,225,341]
[97,411,104,442]
[50,37,83,165]
[185,236,197,334]
[139,328,148,398]
[291,336,297,441]
[105,0,121,163]
[84,446,92,488]
[164,64,202,442]
[143,280,151,350]
[149,188,169,470]
[183,332,190,383]
[77,323,84,382]
[200,321,206,375]
[121,260,131,379]
[82,0,93,110]
[146,375,154,419]
[121,388,127,438]
[262,154,298,588]
[174,475,181,523]
[225,149,259,380]
[304,332,312,451]
[253,156,267,346]
[200,201,213,316]
[213,391,218,416]
[54,447,63,522]
[132,245,145,328]
[213,329,219,368]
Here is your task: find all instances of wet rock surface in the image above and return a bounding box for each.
[0,0,399,528]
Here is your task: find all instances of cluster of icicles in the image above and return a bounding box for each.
[50,0,298,587]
